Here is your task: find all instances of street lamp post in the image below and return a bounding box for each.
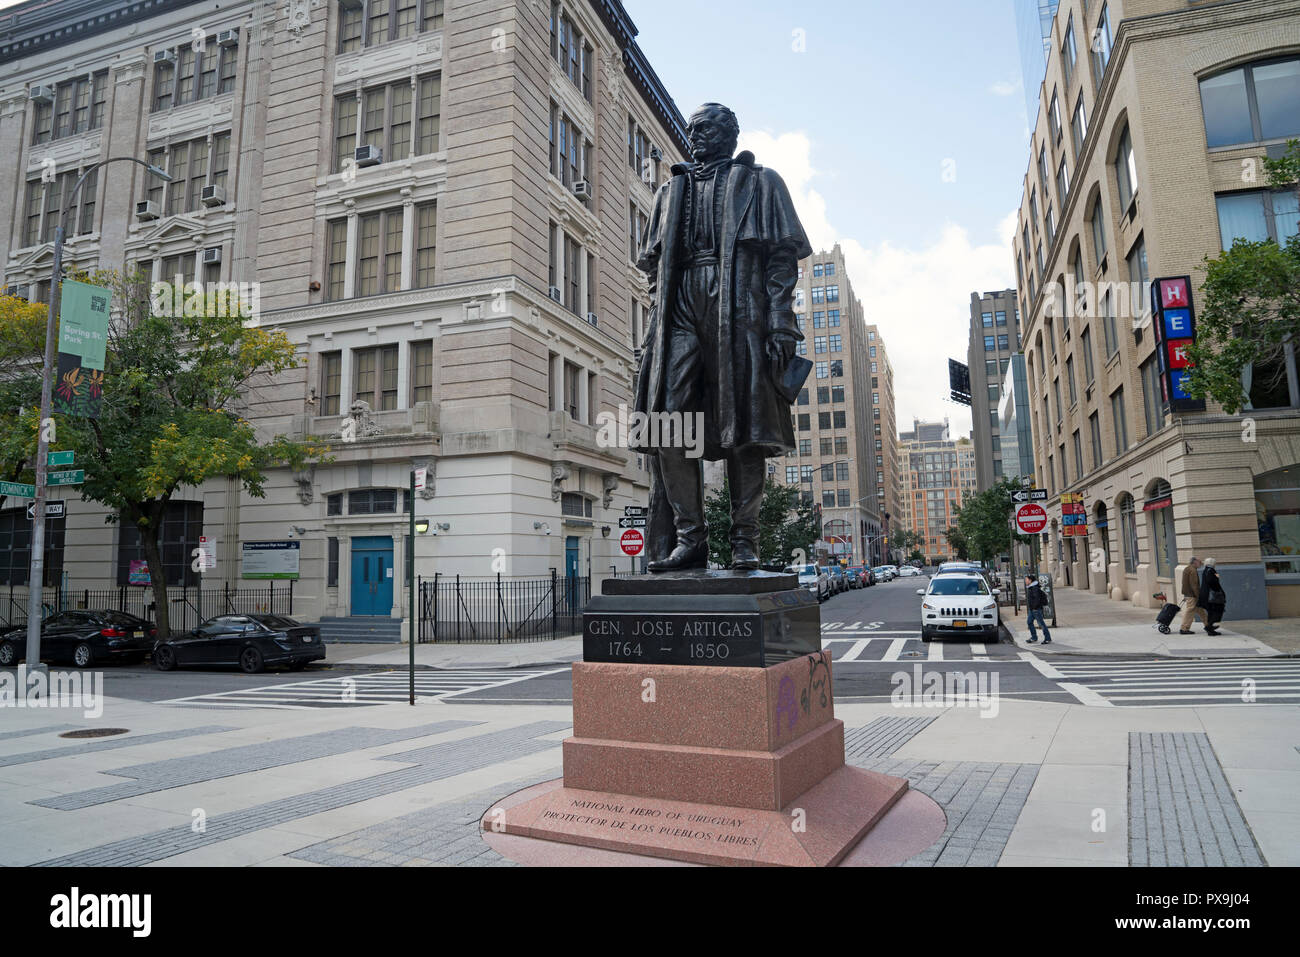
[26,157,171,671]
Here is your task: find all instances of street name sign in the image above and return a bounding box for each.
[47,451,74,467]
[0,480,36,498]
[47,469,85,486]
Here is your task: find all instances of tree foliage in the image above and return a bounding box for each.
[705,475,820,568]
[0,268,330,636]
[1185,139,1300,414]
[954,477,1033,563]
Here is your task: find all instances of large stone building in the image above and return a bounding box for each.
[867,323,902,557]
[0,0,692,633]
[896,419,976,562]
[966,288,1023,491]
[1011,0,1300,616]
[778,244,886,566]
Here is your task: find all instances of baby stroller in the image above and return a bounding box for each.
[1153,592,1179,635]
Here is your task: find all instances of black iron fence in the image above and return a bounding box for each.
[1,580,294,635]
[418,571,589,643]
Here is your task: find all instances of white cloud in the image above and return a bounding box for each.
[989,80,1019,97]
[739,129,1017,443]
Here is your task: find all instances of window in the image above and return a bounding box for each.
[1200,58,1300,148]
[355,208,404,297]
[34,71,108,142]
[827,309,840,327]
[799,439,811,456]
[343,0,441,50]
[328,538,340,587]
[1119,494,1138,573]
[339,1,363,52]
[816,386,829,404]
[997,334,1009,350]
[829,335,842,352]
[995,310,1007,326]
[825,285,839,303]
[320,351,342,415]
[1071,91,1089,160]
[815,362,828,379]
[354,345,399,410]
[1216,189,1300,248]
[835,436,848,455]
[1053,378,1063,425]
[818,412,831,430]
[350,489,398,514]
[798,414,810,431]
[1073,430,1084,479]
[833,411,847,429]
[1115,124,1137,212]
[824,263,835,276]
[1049,89,1062,144]
[1066,356,1077,405]
[981,312,993,327]
[151,39,237,112]
[1080,326,1095,384]
[814,336,827,354]
[116,501,203,587]
[23,168,99,247]
[1126,235,1149,321]
[786,466,799,484]
[832,385,844,403]
[1101,288,1118,358]
[411,341,433,405]
[984,335,996,351]
[1140,356,1164,436]
[1092,3,1112,88]
[552,5,593,101]
[334,76,439,171]
[837,489,851,507]
[986,359,998,378]
[0,508,64,586]
[1045,205,1056,245]
[1147,481,1176,579]
[1062,16,1077,87]
[1089,411,1103,469]
[1254,466,1300,575]
[1057,159,1070,207]
[1111,387,1129,452]
[797,388,809,406]
[326,220,348,300]
[415,202,437,288]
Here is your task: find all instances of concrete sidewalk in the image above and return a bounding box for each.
[325,635,583,670]
[1,690,1294,867]
[1002,586,1294,657]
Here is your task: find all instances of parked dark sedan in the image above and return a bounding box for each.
[153,614,325,674]
[0,610,156,668]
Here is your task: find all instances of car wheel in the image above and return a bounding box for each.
[239,646,265,674]
[72,642,94,668]
[0,641,17,666]
[153,645,177,671]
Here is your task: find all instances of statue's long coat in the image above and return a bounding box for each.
[633,151,813,461]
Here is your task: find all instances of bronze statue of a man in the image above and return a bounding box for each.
[633,103,812,572]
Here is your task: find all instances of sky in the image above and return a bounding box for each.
[629,0,1033,439]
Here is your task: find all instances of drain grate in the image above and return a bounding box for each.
[59,728,130,739]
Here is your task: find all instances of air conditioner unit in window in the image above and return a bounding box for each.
[649,147,662,161]
[203,246,222,265]
[586,312,598,327]
[28,85,55,103]
[217,27,239,46]
[135,200,160,221]
[572,180,592,201]
[354,144,382,167]
[548,285,562,302]
[153,49,176,64]
[200,184,227,207]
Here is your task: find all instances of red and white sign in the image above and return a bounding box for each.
[1159,277,1189,309]
[620,528,644,556]
[1014,503,1049,535]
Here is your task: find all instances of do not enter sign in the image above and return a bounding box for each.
[620,528,645,556]
[1015,502,1048,535]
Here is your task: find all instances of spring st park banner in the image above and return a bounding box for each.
[54,278,110,419]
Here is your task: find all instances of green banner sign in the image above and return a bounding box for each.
[57,279,110,370]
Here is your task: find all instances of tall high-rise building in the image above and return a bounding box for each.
[779,244,885,566]
[896,420,976,562]
[1014,0,1062,124]
[0,0,689,627]
[967,289,1022,491]
[1011,0,1300,616]
[866,324,901,561]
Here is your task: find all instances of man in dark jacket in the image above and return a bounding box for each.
[1198,556,1226,636]
[1024,575,1051,644]
[634,102,812,572]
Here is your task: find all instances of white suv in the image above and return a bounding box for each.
[917,573,1000,642]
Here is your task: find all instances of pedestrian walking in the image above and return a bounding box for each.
[1023,575,1051,644]
[1198,557,1227,636]
[1179,556,1210,634]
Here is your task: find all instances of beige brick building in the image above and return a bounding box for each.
[777,244,888,567]
[0,0,690,630]
[897,420,976,562]
[1011,0,1300,617]
[868,322,902,556]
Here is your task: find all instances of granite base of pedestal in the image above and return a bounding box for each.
[480,651,912,866]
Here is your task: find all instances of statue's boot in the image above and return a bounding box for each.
[648,448,708,573]
[728,447,766,571]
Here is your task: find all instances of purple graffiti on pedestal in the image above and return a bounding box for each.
[776,675,798,732]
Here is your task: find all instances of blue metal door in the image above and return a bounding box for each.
[565,536,580,613]
[350,536,394,616]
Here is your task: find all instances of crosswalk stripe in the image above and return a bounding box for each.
[839,639,872,662]
[926,642,943,661]
[883,638,907,661]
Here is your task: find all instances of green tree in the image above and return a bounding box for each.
[1185,139,1300,413]
[705,476,819,568]
[955,477,1033,563]
[0,269,330,637]
[945,524,970,560]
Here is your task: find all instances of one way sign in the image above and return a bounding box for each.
[26,500,65,520]
[1010,488,1048,503]
[618,517,647,528]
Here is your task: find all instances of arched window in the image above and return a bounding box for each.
[1199,57,1300,149]
[1095,501,1111,587]
[1144,479,1176,579]
[1118,493,1138,574]
[1254,465,1300,576]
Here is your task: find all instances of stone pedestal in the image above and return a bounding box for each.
[481,571,912,866]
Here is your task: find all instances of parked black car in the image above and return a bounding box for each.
[0,610,156,668]
[153,613,325,674]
